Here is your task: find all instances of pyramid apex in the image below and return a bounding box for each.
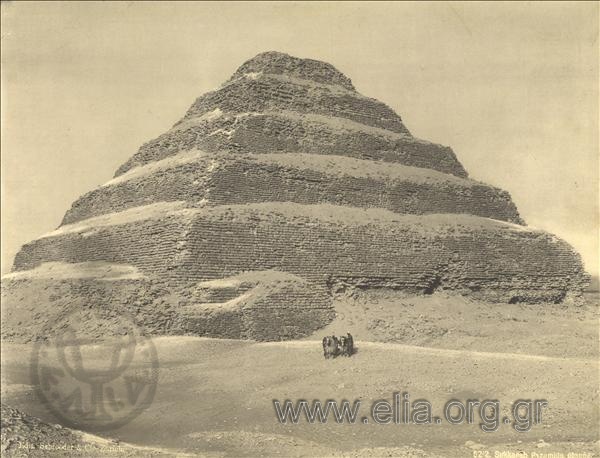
[229,51,355,90]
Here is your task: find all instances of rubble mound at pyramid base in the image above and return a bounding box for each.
[0,404,97,455]
[1,264,333,342]
[174,271,334,340]
[0,404,169,456]
[1,270,171,342]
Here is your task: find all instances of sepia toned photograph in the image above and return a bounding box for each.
[1,2,598,457]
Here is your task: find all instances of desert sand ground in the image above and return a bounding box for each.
[1,292,598,457]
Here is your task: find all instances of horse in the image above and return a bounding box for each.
[338,333,354,357]
[322,335,339,359]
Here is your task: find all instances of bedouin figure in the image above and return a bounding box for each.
[346,333,354,356]
[322,336,328,358]
[338,335,347,356]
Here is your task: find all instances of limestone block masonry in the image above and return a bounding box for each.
[2,51,589,342]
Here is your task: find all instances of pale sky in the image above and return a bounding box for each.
[1,2,598,276]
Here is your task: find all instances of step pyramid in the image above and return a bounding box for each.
[2,52,589,341]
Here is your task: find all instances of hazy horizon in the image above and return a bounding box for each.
[2,2,598,276]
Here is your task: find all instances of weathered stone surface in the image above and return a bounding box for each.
[181,74,410,135]
[64,152,522,226]
[1,265,333,342]
[13,203,587,305]
[2,51,589,341]
[227,51,356,90]
[115,111,467,177]
[174,271,334,340]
